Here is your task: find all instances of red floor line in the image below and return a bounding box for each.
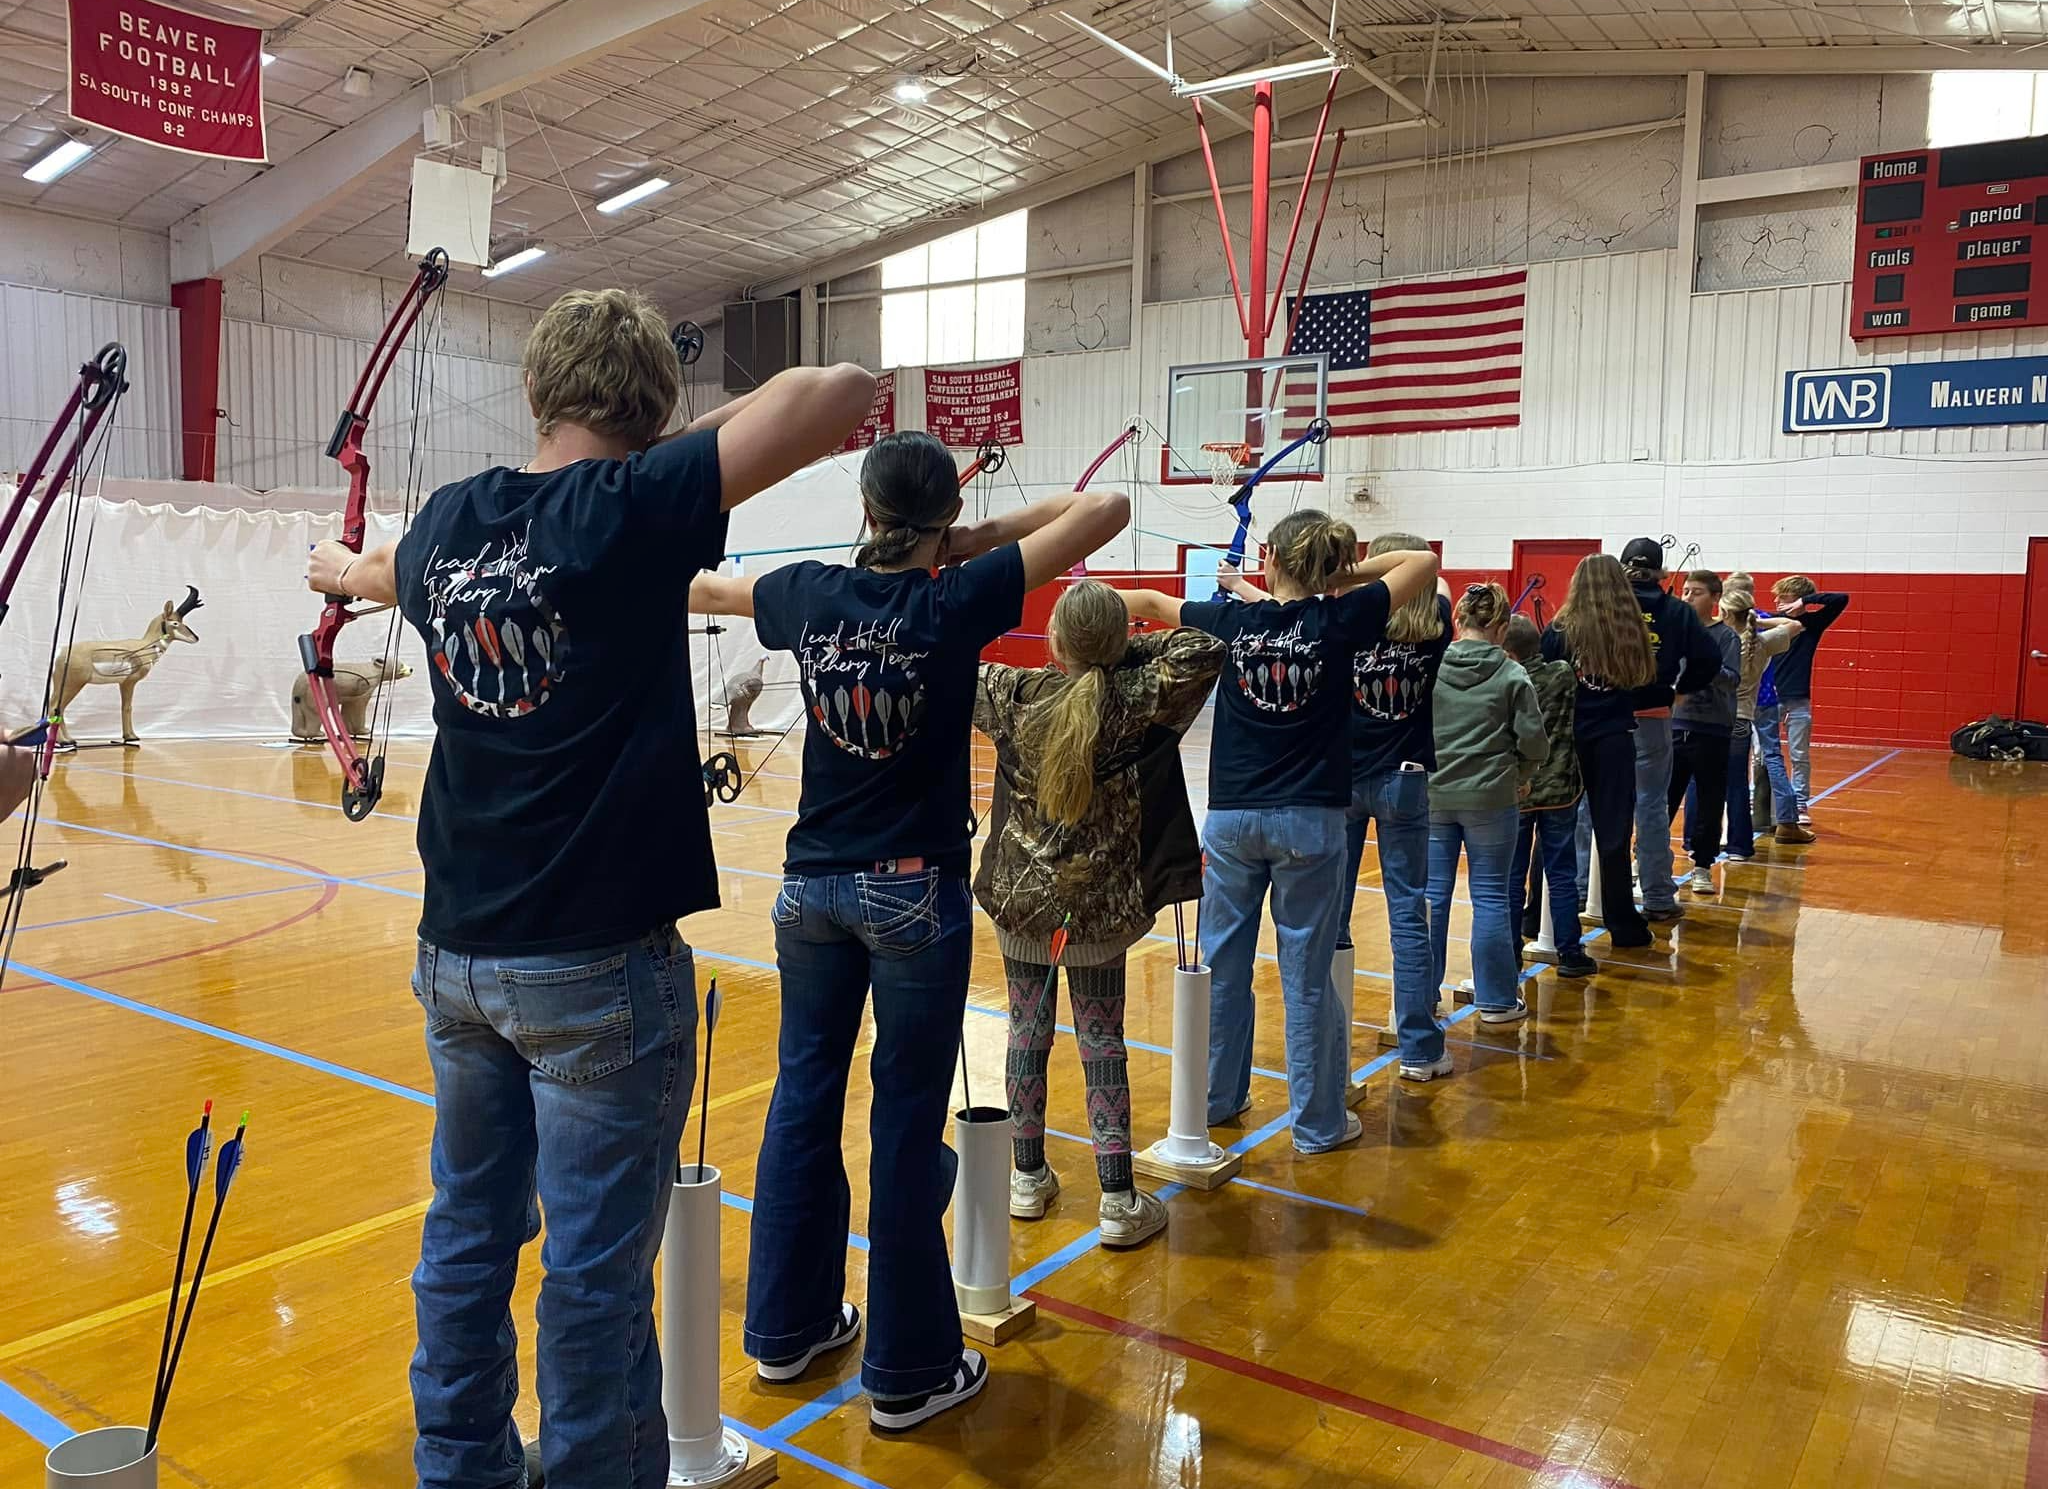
[3,846,344,996]
[1024,1290,1646,1489]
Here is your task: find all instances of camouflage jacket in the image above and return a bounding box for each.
[972,627,1224,964]
[1519,655,1582,810]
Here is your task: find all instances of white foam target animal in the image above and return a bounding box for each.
[291,655,413,742]
[46,587,204,746]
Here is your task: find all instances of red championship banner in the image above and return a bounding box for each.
[68,0,267,161]
[925,360,1023,447]
[840,370,896,452]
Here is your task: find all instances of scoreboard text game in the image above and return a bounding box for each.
[1851,133,2048,339]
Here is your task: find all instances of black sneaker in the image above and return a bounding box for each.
[757,1303,862,1383]
[1556,949,1598,978]
[870,1348,988,1431]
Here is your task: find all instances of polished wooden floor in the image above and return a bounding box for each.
[3,733,2046,1488]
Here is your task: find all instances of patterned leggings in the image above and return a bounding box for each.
[1003,954,1133,1193]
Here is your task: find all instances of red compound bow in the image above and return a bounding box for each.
[297,248,449,820]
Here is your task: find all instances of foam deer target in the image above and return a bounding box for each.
[47,586,203,746]
[290,654,412,743]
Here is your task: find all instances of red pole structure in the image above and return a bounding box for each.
[1192,99,1250,343]
[1278,128,1348,358]
[1246,79,1273,453]
[1265,70,1340,340]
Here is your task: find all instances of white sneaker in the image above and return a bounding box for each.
[755,1303,861,1382]
[1009,1164,1059,1219]
[1399,1052,1455,1082]
[1797,811,1813,826]
[1478,1000,1530,1025]
[1294,1111,1363,1155]
[870,1349,988,1431]
[1098,1188,1168,1248]
[1688,867,1715,894]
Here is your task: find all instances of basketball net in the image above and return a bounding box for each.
[1201,441,1253,497]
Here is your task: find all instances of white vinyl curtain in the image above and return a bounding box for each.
[0,455,872,743]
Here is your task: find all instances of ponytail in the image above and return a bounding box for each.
[1028,580,1129,827]
[1454,581,1511,634]
[1266,509,1357,594]
[855,431,959,568]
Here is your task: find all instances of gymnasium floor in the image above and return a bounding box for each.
[2,732,2044,1488]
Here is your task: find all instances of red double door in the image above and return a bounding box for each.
[1511,539,1600,630]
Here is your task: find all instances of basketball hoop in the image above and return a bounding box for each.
[1201,441,1253,495]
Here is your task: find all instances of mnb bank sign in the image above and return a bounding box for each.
[1784,354,2048,432]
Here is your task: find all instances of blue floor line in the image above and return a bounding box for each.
[0,1377,69,1448]
[4,958,809,1235]
[41,818,422,899]
[763,1375,868,1441]
[1228,1177,1372,1217]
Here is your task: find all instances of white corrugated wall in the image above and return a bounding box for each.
[218,319,530,495]
[1684,281,2048,462]
[0,281,180,480]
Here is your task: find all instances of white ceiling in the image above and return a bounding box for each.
[2,0,2044,316]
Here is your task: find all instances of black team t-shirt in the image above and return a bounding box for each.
[1773,593,1850,700]
[1349,593,1453,780]
[1180,583,1394,810]
[394,430,729,955]
[753,545,1026,876]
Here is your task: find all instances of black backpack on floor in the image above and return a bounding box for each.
[1951,715,2048,762]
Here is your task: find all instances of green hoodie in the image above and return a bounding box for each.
[1427,638,1548,813]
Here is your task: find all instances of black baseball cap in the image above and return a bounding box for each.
[1620,537,1665,573]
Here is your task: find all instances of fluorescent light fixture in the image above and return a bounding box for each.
[1177,55,1340,98]
[24,139,92,183]
[893,79,929,104]
[482,246,546,278]
[596,176,670,214]
[261,50,275,65]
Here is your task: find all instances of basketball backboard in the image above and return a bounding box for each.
[1162,353,1330,486]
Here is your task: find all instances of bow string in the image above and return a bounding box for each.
[298,248,450,821]
[1213,416,1332,601]
[1,342,130,983]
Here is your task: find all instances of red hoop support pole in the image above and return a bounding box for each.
[1278,128,1348,358]
[1192,98,1250,342]
[1264,70,1340,340]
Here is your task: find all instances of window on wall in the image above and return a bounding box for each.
[1926,71,2048,147]
[878,210,1026,368]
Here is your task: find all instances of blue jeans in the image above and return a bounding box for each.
[745,867,972,1398]
[1340,769,1441,1064]
[411,927,698,1489]
[1201,806,1350,1151]
[1427,805,1521,1010]
[1783,697,1815,812]
[1633,715,1676,912]
[1723,728,1754,854]
[1510,808,1583,957]
[1753,704,1797,824]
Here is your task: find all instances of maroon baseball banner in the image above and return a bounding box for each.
[925,361,1023,447]
[840,370,896,452]
[68,0,267,161]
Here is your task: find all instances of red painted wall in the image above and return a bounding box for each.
[985,565,2020,751]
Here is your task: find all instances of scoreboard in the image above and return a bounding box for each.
[1851,132,2048,339]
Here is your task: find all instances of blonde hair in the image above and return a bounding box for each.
[1371,531,1442,643]
[1774,573,1818,603]
[523,289,680,450]
[1554,553,1656,689]
[1721,587,1758,676]
[1454,582,1511,636]
[1028,581,1130,828]
[1266,510,1357,595]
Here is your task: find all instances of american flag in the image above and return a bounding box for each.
[1282,269,1526,438]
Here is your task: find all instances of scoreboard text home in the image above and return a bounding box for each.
[1852,133,2048,339]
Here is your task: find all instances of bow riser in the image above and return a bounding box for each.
[299,249,448,821]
